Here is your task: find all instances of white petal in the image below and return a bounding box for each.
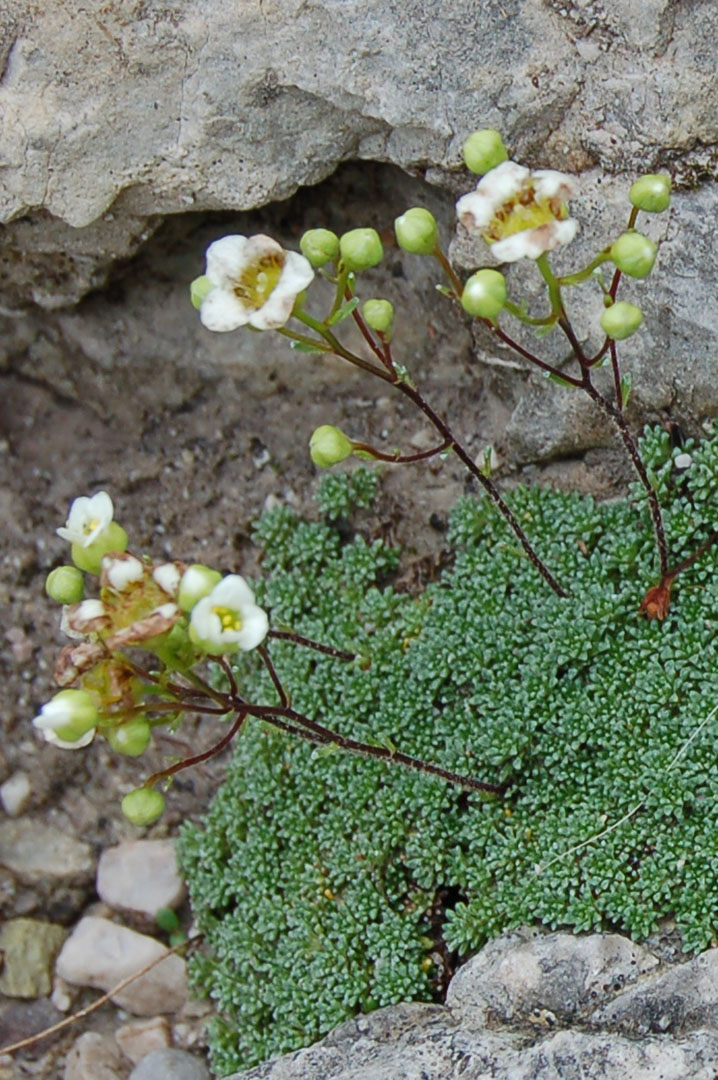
[41,726,96,749]
[205,235,249,285]
[234,604,269,651]
[103,554,144,591]
[153,563,181,595]
[189,596,223,642]
[200,289,252,332]
[533,169,579,201]
[211,575,258,609]
[476,160,530,202]
[490,218,579,262]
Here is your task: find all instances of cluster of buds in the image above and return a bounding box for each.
[185,131,685,613]
[36,492,269,825]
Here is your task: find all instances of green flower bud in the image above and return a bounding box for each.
[462,129,509,174]
[461,269,507,320]
[178,564,222,613]
[394,208,439,255]
[121,787,165,827]
[71,522,129,575]
[339,229,384,272]
[190,275,214,310]
[45,565,85,605]
[610,231,657,279]
[600,301,644,340]
[629,174,671,213]
[309,425,354,468]
[107,718,152,757]
[33,688,99,744]
[362,299,395,335]
[299,229,340,268]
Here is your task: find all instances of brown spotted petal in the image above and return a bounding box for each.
[55,642,104,686]
[105,602,181,647]
[62,600,111,637]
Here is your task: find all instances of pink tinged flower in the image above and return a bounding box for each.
[57,491,114,547]
[199,235,315,333]
[189,574,269,655]
[456,161,579,262]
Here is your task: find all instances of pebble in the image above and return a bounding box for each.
[0,918,67,997]
[115,1016,171,1064]
[64,1032,127,1080]
[56,916,187,1015]
[0,819,93,885]
[97,839,185,918]
[0,771,31,816]
[128,1048,210,1080]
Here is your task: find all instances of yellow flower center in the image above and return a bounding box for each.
[484,184,569,244]
[212,605,243,632]
[83,517,100,535]
[233,252,285,310]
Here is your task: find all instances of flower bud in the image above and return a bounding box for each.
[299,229,340,268]
[629,174,671,213]
[339,229,384,272]
[71,522,129,575]
[45,565,85,605]
[462,130,509,174]
[362,299,394,335]
[33,689,98,745]
[107,718,152,757]
[610,231,657,279]
[178,564,222,613]
[309,425,354,468]
[122,787,165,826]
[460,269,507,320]
[190,275,214,310]
[394,208,439,255]
[600,301,644,340]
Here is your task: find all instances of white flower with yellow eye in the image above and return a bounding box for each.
[198,235,314,333]
[457,161,578,262]
[57,491,114,547]
[189,574,269,655]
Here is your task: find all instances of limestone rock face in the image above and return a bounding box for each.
[224,930,718,1080]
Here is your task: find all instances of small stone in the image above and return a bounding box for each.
[0,771,32,816]
[115,1016,171,1065]
[0,918,68,998]
[129,1048,210,1080]
[0,819,94,885]
[97,840,185,918]
[64,1032,127,1080]
[52,974,77,1012]
[57,916,187,1015]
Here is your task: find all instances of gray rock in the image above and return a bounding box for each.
[0,918,67,998]
[446,928,659,1028]
[128,1048,210,1080]
[0,771,31,816]
[0,819,94,885]
[56,916,187,1015]
[97,839,185,919]
[224,931,718,1080]
[591,947,718,1036]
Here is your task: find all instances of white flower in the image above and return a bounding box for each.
[33,689,98,750]
[456,161,578,262]
[189,574,269,655]
[199,235,315,333]
[57,491,114,547]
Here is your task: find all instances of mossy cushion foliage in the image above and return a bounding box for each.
[179,428,718,1075]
